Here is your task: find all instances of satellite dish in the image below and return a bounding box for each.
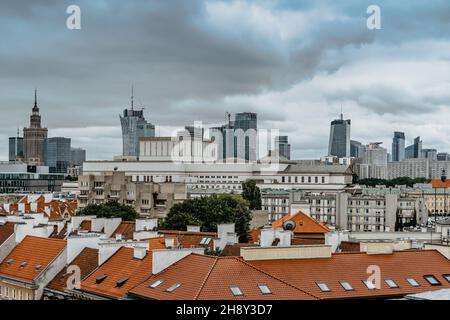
[283,220,296,231]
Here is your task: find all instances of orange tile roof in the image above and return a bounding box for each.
[432,179,450,188]
[148,237,168,250]
[79,220,92,232]
[130,254,318,300]
[0,222,15,246]
[146,233,215,251]
[80,247,152,299]
[250,250,450,299]
[111,222,135,240]
[0,236,66,282]
[272,211,330,234]
[46,248,99,293]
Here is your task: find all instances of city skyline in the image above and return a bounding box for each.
[2,1,450,160]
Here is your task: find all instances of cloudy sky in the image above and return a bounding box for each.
[2,0,450,160]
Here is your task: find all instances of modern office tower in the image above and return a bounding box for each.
[391,131,405,161]
[437,153,450,161]
[350,140,364,158]
[357,142,388,179]
[9,132,24,162]
[405,136,422,159]
[209,112,258,161]
[328,113,351,158]
[234,112,257,161]
[421,148,437,160]
[177,126,204,139]
[70,147,86,166]
[44,137,71,174]
[120,87,155,157]
[23,89,48,165]
[274,136,291,160]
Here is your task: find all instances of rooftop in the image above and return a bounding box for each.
[249,249,450,299]
[0,236,66,282]
[129,254,318,300]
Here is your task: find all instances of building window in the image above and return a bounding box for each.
[258,284,272,295]
[339,281,354,291]
[321,177,325,183]
[443,274,450,283]
[316,282,331,292]
[385,279,399,288]
[423,275,441,286]
[362,280,377,290]
[230,286,244,296]
[406,278,420,287]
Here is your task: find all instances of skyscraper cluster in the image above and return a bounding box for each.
[8,90,86,174]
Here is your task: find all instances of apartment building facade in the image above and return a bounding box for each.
[78,171,187,218]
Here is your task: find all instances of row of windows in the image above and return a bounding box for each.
[281,176,326,184]
[317,275,448,292]
[0,285,31,300]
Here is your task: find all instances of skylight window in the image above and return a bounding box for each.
[200,237,211,245]
[316,282,331,292]
[96,274,108,284]
[339,281,354,291]
[406,278,420,287]
[20,261,28,269]
[258,284,272,295]
[6,259,13,266]
[424,275,441,286]
[443,274,450,283]
[230,286,244,296]
[149,279,164,288]
[35,264,42,271]
[116,276,129,287]
[363,280,377,290]
[385,279,399,288]
[166,283,181,293]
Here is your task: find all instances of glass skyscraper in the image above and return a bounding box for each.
[120,89,155,157]
[391,131,405,161]
[328,113,351,158]
[44,137,71,174]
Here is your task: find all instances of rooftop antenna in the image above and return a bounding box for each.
[340,105,343,120]
[131,84,134,110]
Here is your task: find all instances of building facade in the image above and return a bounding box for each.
[45,137,71,174]
[23,90,48,165]
[328,113,351,158]
[78,171,188,218]
[392,131,405,162]
[70,148,86,167]
[120,91,155,157]
[274,136,291,160]
[9,136,24,162]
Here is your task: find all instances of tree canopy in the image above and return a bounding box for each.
[355,177,430,188]
[241,180,262,210]
[78,201,139,221]
[162,194,252,242]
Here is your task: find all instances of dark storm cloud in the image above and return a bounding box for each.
[1,0,450,159]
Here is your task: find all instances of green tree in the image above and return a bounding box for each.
[78,201,139,221]
[162,194,252,243]
[241,180,262,210]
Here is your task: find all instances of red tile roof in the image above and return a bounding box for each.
[130,254,318,300]
[111,222,135,240]
[249,250,450,299]
[0,236,66,282]
[0,222,15,246]
[80,247,152,299]
[272,211,330,234]
[79,220,92,232]
[46,248,99,293]
[432,179,450,188]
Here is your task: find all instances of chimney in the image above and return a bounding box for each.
[133,246,147,260]
[165,237,175,248]
[152,248,205,274]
